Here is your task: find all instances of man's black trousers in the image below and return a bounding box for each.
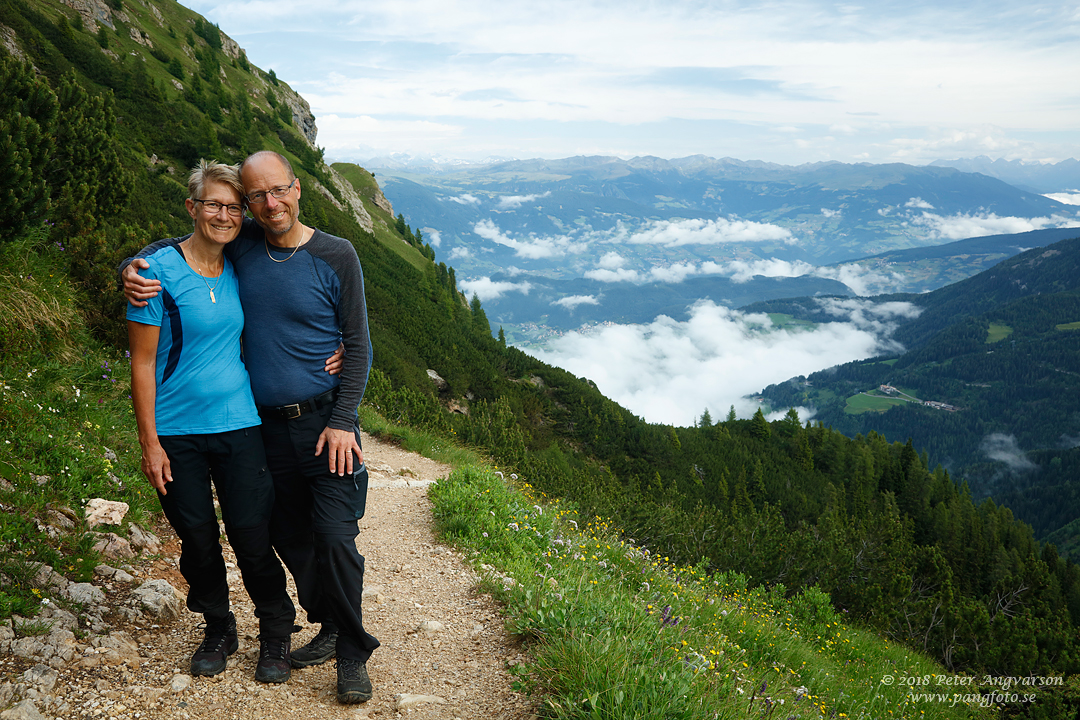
[260,402,380,663]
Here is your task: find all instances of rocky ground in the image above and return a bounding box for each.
[1,433,537,720]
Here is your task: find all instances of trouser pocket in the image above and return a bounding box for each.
[350,464,369,520]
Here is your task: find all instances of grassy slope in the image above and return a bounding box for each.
[332,162,429,273]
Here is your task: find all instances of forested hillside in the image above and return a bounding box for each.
[756,239,1080,560]
[2,1,1079,716]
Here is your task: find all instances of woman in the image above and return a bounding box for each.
[128,160,298,683]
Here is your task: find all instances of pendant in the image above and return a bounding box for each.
[210,290,216,304]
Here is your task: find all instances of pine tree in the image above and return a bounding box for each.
[470,294,490,336]
[0,57,57,240]
[167,57,184,80]
[48,72,130,229]
[750,408,771,439]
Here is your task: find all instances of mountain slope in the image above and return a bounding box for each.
[757,237,1080,552]
[5,2,1080,711]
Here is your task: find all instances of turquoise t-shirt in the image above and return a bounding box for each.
[126,246,261,436]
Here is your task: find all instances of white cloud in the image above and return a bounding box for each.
[190,0,1080,166]
[980,433,1037,473]
[449,246,472,259]
[425,228,442,246]
[448,194,482,205]
[909,211,1080,240]
[458,276,533,301]
[498,191,551,209]
[473,219,590,259]
[905,197,935,209]
[552,295,599,310]
[594,257,905,296]
[585,267,643,282]
[1044,192,1080,206]
[597,251,627,269]
[648,262,699,283]
[526,299,913,426]
[821,208,841,218]
[624,217,795,247]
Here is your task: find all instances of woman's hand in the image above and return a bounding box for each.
[140,440,173,494]
[325,342,345,375]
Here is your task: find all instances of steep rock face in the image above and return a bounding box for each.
[0,23,28,63]
[249,74,319,148]
[319,167,375,234]
[59,0,114,31]
[280,87,318,146]
[371,185,394,216]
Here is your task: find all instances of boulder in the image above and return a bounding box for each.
[92,532,135,560]
[128,524,161,554]
[19,665,56,693]
[132,579,183,619]
[0,699,44,720]
[90,631,140,666]
[84,499,129,528]
[65,582,106,606]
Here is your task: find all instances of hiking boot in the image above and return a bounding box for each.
[190,612,238,677]
[336,657,372,704]
[254,638,292,683]
[290,625,338,668]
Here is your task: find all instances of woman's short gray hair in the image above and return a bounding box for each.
[188,158,244,201]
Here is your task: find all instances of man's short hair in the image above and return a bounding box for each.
[188,159,244,200]
[239,150,296,182]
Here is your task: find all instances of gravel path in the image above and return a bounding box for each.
[26,433,536,720]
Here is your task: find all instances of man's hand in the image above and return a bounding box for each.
[140,441,173,494]
[315,426,364,476]
[325,343,345,376]
[123,259,162,307]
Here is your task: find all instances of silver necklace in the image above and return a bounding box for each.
[265,236,304,263]
[193,256,223,303]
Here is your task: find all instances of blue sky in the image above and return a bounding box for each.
[187,0,1080,166]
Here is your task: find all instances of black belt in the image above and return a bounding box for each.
[259,387,338,420]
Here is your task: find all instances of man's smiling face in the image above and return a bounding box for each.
[241,153,301,238]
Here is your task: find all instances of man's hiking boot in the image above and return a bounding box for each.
[336,657,373,704]
[190,612,238,677]
[290,625,338,668]
[254,638,292,683]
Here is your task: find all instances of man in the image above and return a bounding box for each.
[123,151,379,704]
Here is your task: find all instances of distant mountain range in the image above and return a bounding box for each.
[929,156,1080,194]
[371,155,1079,341]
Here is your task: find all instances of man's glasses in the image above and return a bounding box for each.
[245,179,297,205]
[193,199,244,216]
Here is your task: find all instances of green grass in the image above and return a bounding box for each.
[428,466,993,719]
[767,313,817,331]
[1056,321,1080,331]
[845,392,913,414]
[985,323,1013,343]
[357,404,483,468]
[0,235,156,621]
